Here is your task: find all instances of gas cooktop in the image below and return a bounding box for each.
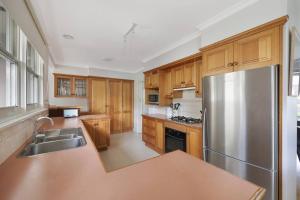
[170,116,202,124]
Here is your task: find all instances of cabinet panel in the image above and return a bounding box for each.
[195,59,203,97]
[151,71,159,88]
[55,76,72,97]
[122,81,133,131]
[144,73,151,88]
[184,61,196,87]
[109,80,123,133]
[74,78,87,97]
[172,66,184,88]
[90,79,108,114]
[234,27,280,71]
[187,128,202,159]
[203,43,234,76]
[95,119,110,149]
[156,121,164,152]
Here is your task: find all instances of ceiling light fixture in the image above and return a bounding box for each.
[123,23,137,42]
[62,34,74,40]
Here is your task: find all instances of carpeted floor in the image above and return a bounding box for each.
[99,132,159,172]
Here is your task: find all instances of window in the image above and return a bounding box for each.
[0,0,44,123]
[26,43,43,105]
[0,55,19,107]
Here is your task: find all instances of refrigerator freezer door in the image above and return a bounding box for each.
[205,149,277,200]
[202,66,278,170]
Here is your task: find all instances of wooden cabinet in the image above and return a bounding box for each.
[233,27,280,71]
[144,71,159,89]
[142,116,202,158]
[201,22,284,77]
[54,74,87,98]
[82,118,110,151]
[187,127,202,159]
[89,79,108,114]
[183,61,196,87]
[89,78,134,134]
[122,80,134,132]
[109,80,123,133]
[172,66,185,89]
[155,120,164,152]
[202,43,234,76]
[195,59,203,97]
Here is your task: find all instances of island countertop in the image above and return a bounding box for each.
[0,116,265,200]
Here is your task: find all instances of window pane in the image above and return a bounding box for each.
[0,55,19,108]
[26,42,35,70]
[8,18,18,57]
[0,5,7,50]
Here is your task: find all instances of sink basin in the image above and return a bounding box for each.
[19,128,86,157]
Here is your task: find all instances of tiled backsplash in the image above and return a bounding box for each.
[0,111,48,165]
[144,90,202,118]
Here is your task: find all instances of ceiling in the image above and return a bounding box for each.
[30,0,251,73]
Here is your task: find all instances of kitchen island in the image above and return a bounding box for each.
[0,115,265,200]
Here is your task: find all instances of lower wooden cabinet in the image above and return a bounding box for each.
[142,116,202,158]
[83,119,110,151]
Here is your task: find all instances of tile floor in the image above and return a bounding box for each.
[99,132,159,172]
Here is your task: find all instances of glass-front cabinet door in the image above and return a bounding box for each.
[54,74,87,98]
[56,76,72,97]
[74,78,87,97]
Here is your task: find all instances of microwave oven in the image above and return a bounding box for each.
[148,94,159,103]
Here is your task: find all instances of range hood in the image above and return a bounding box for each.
[173,86,196,91]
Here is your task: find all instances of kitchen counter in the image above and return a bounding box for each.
[0,115,265,200]
[142,113,202,129]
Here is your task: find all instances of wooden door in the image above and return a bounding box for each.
[95,119,110,149]
[165,69,173,97]
[150,71,159,88]
[156,120,164,152]
[195,59,203,97]
[172,65,184,88]
[187,128,202,159]
[234,27,280,71]
[202,43,234,76]
[122,80,133,132]
[183,61,196,87]
[109,80,123,133]
[89,79,108,114]
[144,73,151,88]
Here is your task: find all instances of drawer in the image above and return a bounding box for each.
[142,134,156,146]
[143,126,156,137]
[143,117,156,128]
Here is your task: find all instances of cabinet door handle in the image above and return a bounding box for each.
[233,61,239,66]
[227,63,233,67]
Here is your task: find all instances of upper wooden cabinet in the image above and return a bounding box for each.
[183,61,197,87]
[172,62,197,89]
[54,74,87,98]
[202,43,234,76]
[233,27,280,71]
[201,16,287,77]
[195,59,203,97]
[145,70,159,89]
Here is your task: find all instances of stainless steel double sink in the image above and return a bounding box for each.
[19,128,87,157]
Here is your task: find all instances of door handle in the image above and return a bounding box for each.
[202,108,207,161]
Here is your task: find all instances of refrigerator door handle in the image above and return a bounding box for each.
[202,107,207,161]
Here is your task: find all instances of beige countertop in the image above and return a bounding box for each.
[0,115,265,200]
[142,113,202,129]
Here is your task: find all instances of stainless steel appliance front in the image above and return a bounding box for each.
[202,66,278,200]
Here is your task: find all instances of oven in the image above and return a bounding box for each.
[165,127,186,153]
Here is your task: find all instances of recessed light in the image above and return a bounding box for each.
[62,34,74,40]
[102,58,114,62]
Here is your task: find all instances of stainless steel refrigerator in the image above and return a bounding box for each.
[202,65,278,200]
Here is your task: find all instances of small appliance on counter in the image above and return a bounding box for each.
[63,108,79,118]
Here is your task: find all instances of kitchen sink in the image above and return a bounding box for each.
[19,128,87,157]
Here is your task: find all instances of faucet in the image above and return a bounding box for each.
[33,117,54,143]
